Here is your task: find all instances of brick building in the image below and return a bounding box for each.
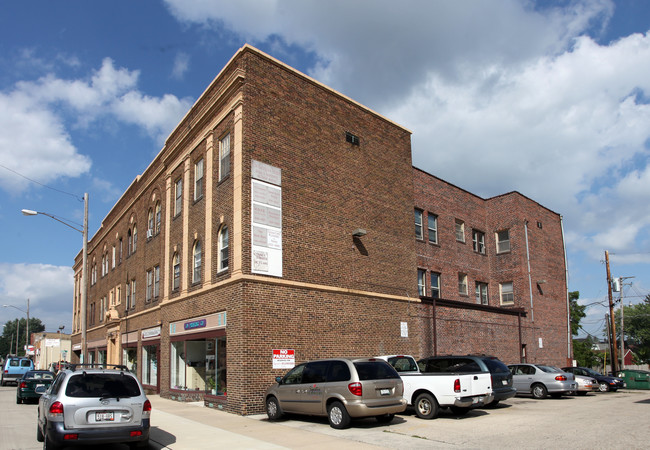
[71,45,570,414]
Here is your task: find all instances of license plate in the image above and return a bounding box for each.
[96,412,114,422]
[35,385,46,393]
[502,380,508,385]
[380,389,390,396]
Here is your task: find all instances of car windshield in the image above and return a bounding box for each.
[387,356,419,372]
[537,365,562,373]
[482,358,509,373]
[65,373,141,398]
[353,362,400,380]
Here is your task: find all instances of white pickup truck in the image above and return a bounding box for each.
[376,355,493,419]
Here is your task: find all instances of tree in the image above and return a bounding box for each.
[0,317,45,357]
[569,291,586,336]
[618,295,650,364]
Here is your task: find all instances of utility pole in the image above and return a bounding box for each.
[605,251,618,374]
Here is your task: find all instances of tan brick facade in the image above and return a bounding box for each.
[71,45,569,415]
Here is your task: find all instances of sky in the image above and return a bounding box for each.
[1,0,649,342]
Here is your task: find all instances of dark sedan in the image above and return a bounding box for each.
[561,367,626,392]
[16,370,55,404]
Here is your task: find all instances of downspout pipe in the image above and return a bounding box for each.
[524,221,534,322]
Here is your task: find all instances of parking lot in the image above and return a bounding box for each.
[2,385,649,449]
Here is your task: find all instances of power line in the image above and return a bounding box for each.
[0,163,83,202]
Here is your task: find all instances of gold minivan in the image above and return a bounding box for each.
[265,357,407,429]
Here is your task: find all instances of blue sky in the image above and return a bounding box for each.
[1,0,649,341]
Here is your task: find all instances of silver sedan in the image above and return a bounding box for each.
[508,364,577,399]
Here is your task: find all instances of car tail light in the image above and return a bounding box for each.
[555,375,567,381]
[143,399,152,412]
[454,379,461,393]
[19,382,27,389]
[63,434,78,440]
[130,431,143,437]
[348,382,363,396]
[49,401,64,416]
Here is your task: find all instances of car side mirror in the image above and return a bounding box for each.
[275,376,283,384]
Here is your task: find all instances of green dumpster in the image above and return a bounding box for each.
[617,369,650,390]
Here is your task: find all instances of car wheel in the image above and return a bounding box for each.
[43,432,60,450]
[532,383,548,399]
[599,382,609,392]
[375,413,395,424]
[414,392,439,420]
[16,395,22,404]
[36,422,44,443]
[266,396,283,421]
[450,406,470,416]
[327,401,351,429]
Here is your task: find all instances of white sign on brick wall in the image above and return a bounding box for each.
[251,161,282,277]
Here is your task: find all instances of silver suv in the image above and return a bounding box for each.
[37,364,151,449]
[265,357,407,429]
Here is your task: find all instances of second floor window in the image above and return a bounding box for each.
[172,253,180,291]
[148,209,154,236]
[154,265,160,298]
[218,226,229,272]
[458,273,468,295]
[472,230,485,254]
[175,178,183,216]
[155,202,161,234]
[194,159,204,201]
[219,134,231,181]
[193,241,202,283]
[415,209,423,240]
[476,282,488,305]
[428,214,438,244]
[146,269,153,302]
[497,229,510,253]
[500,282,514,305]
[431,272,441,298]
[417,269,426,296]
[455,219,465,242]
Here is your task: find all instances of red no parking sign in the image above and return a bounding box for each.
[272,349,295,369]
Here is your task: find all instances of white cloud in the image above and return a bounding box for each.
[0,263,73,333]
[171,52,190,80]
[0,57,193,194]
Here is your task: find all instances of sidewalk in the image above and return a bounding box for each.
[148,395,384,449]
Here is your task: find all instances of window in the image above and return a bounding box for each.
[155,202,161,234]
[458,273,468,295]
[132,224,137,253]
[173,253,180,290]
[131,279,136,308]
[171,336,227,395]
[500,282,514,305]
[154,265,160,299]
[148,208,154,237]
[414,209,423,240]
[193,241,202,283]
[175,178,183,216]
[472,230,485,254]
[428,213,438,244]
[219,134,230,181]
[417,269,426,296]
[455,219,465,242]
[119,237,123,263]
[127,229,133,256]
[146,269,153,302]
[101,255,105,277]
[109,290,114,308]
[218,226,229,272]
[431,272,441,298]
[497,229,510,253]
[475,282,488,305]
[194,158,204,201]
[125,282,131,310]
[112,245,116,269]
[142,345,158,387]
[116,285,121,305]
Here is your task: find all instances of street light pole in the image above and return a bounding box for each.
[3,302,29,355]
[21,192,89,364]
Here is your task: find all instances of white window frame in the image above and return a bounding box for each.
[472,229,485,254]
[415,209,423,240]
[497,229,511,253]
[455,219,465,242]
[194,158,204,201]
[431,272,441,298]
[218,226,229,272]
[458,273,468,295]
[219,134,231,181]
[193,241,202,283]
[475,282,488,305]
[428,213,438,244]
[417,269,426,296]
[500,282,514,305]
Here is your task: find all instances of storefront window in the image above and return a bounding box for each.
[170,337,226,395]
[98,350,107,365]
[123,348,137,373]
[88,351,95,364]
[142,345,158,387]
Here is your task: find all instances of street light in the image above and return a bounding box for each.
[3,299,29,355]
[21,193,89,363]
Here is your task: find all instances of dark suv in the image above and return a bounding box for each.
[418,355,516,406]
[561,366,626,392]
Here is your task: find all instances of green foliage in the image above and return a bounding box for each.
[0,317,46,357]
[573,336,601,368]
[619,295,650,364]
[569,291,586,336]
